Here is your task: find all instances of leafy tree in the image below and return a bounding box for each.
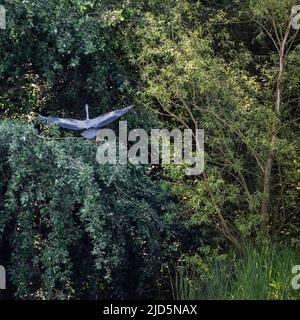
[0,0,131,117]
[0,121,182,299]
[123,0,300,246]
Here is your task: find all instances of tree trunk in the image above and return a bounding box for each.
[261,135,275,236]
[260,19,291,237]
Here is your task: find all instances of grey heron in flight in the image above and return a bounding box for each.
[39,104,133,139]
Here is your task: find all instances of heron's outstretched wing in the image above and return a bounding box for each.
[39,115,88,131]
[39,105,133,137]
[89,105,133,129]
[80,128,99,139]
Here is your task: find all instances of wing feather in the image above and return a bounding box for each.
[89,105,133,129]
[39,115,88,130]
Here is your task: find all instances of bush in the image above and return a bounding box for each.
[0,120,178,299]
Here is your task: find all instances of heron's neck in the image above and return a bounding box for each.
[85,104,89,120]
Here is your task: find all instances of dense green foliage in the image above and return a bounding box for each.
[124,0,300,246]
[0,0,299,299]
[0,121,183,299]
